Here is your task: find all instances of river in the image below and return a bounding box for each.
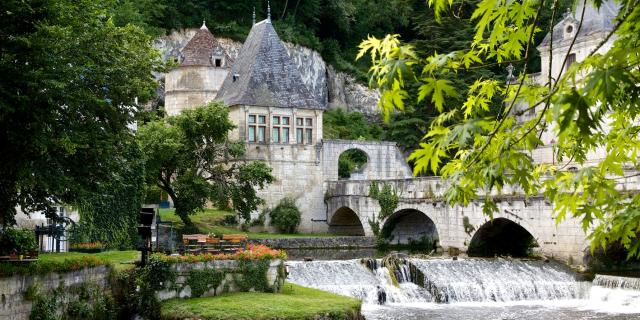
[285,252,640,319]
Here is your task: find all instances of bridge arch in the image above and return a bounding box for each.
[328,206,366,236]
[468,217,539,257]
[381,208,439,248]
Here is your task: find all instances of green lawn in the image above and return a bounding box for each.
[40,250,139,271]
[158,208,336,239]
[160,283,362,320]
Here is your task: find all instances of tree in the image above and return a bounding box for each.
[0,0,162,228]
[359,0,640,257]
[137,101,274,225]
[69,133,145,249]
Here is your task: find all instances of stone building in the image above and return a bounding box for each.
[527,0,619,166]
[165,15,411,233]
[164,22,232,116]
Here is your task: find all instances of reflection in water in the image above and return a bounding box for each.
[285,254,640,320]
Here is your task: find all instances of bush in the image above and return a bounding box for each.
[268,198,301,234]
[220,214,238,226]
[0,228,38,255]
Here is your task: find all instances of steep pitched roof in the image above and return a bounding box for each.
[539,0,618,48]
[216,20,324,109]
[181,22,226,66]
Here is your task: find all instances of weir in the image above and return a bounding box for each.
[409,258,585,302]
[287,257,640,311]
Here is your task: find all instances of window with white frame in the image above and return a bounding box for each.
[295,117,313,145]
[248,114,266,143]
[271,115,290,143]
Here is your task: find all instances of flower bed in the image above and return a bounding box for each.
[156,244,287,263]
[69,242,105,253]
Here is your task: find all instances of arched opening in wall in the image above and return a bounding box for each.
[338,149,368,180]
[381,209,439,250]
[328,207,365,236]
[468,218,538,257]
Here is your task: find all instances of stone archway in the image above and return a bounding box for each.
[328,206,365,236]
[468,218,538,257]
[382,209,439,248]
[337,148,369,180]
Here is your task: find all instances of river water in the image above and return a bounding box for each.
[285,255,640,319]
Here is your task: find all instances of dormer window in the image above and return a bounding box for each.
[211,55,223,67]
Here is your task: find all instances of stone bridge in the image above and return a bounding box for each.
[323,175,640,262]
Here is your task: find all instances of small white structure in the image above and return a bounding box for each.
[14,205,79,252]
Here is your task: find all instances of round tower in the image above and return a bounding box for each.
[164,22,231,116]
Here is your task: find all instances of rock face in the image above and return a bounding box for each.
[154,29,379,118]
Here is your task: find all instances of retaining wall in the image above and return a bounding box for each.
[0,266,110,320]
[156,259,284,300]
[253,237,376,249]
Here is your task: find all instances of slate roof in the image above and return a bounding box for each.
[181,23,231,67]
[539,0,618,47]
[216,20,324,110]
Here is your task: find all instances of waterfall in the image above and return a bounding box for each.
[593,274,640,290]
[287,258,593,305]
[410,258,586,303]
[588,274,640,312]
[286,259,432,304]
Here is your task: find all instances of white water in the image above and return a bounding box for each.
[286,260,431,304]
[410,258,587,302]
[286,258,640,318]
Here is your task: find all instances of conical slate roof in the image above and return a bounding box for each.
[216,20,324,109]
[181,22,223,66]
[539,0,618,47]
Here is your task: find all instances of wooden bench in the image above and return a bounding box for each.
[220,234,248,253]
[180,234,246,255]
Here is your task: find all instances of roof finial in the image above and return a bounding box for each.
[201,19,207,30]
[252,6,256,25]
[267,1,271,23]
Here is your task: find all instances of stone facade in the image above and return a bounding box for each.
[165,66,228,116]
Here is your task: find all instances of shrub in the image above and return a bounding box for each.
[220,214,238,226]
[0,228,38,255]
[268,198,301,234]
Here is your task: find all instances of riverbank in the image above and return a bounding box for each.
[160,282,363,320]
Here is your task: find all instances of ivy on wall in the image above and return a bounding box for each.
[368,181,399,246]
[186,268,226,297]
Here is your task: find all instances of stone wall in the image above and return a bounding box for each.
[154,29,380,117]
[321,140,413,182]
[155,259,284,300]
[0,266,110,320]
[252,237,376,249]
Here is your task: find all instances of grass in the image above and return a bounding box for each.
[161,283,362,320]
[39,250,139,271]
[158,208,336,239]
